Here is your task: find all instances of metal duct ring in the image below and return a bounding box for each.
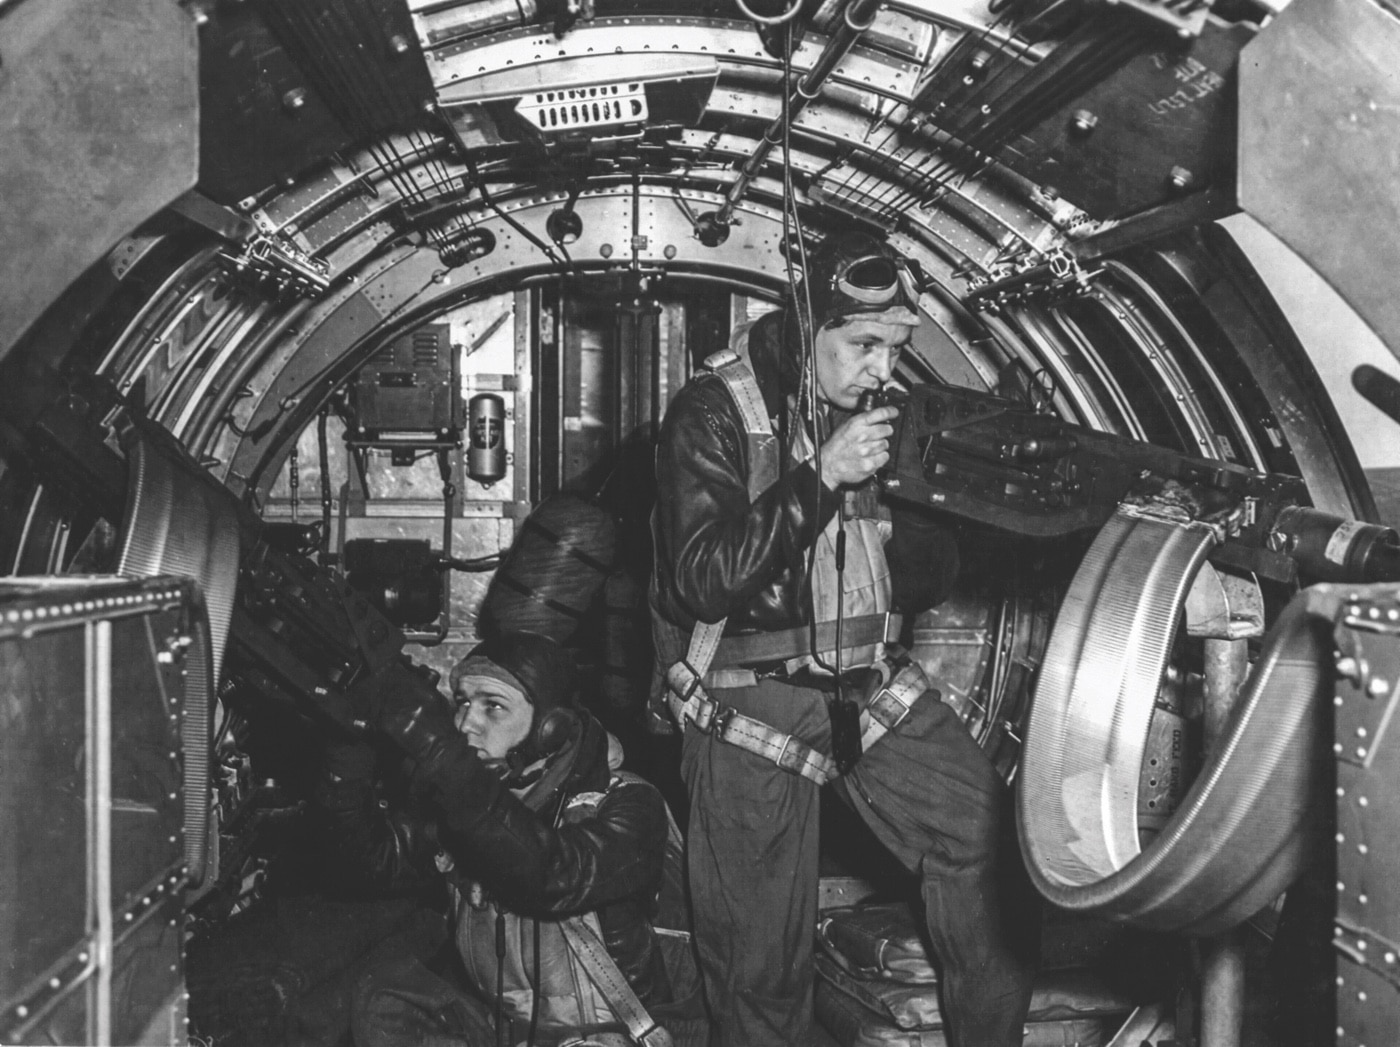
[1018,509,1330,935]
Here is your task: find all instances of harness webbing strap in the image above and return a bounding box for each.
[666,648,933,786]
[666,658,838,785]
[858,662,932,751]
[713,612,901,668]
[559,918,674,1047]
[704,344,779,503]
[706,348,770,436]
[663,341,924,784]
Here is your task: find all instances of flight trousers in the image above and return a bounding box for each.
[680,675,1036,1047]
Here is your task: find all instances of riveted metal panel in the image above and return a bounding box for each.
[1334,585,1400,1047]
[428,18,919,104]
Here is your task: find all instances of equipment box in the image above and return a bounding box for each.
[0,576,213,1046]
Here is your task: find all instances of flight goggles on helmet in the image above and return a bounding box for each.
[813,247,925,327]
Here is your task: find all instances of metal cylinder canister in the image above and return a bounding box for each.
[467,393,507,486]
[1272,505,1400,583]
[434,0,537,37]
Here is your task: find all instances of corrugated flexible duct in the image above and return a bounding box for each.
[116,433,243,885]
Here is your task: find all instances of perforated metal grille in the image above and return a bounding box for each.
[516,83,647,133]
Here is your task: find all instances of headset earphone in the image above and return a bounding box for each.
[450,632,582,781]
[504,704,581,778]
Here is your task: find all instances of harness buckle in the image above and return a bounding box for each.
[675,660,704,704]
[705,703,737,738]
[638,1022,676,1047]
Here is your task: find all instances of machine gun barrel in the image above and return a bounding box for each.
[882,382,1399,585]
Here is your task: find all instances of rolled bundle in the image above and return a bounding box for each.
[479,493,617,645]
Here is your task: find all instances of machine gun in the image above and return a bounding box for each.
[880,382,1400,585]
[225,537,443,731]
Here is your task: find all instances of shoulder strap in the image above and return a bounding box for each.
[676,332,775,682]
[613,773,689,936]
[560,917,674,1047]
[702,328,779,503]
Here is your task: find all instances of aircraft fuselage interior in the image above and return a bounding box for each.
[4,0,1400,1044]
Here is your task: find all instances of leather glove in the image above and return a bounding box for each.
[347,661,459,764]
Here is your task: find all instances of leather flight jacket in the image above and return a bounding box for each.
[314,717,673,1013]
[649,311,958,778]
[650,311,840,646]
[650,310,958,666]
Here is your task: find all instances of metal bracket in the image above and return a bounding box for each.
[1335,917,1400,993]
[168,189,257,244]
[1184,562,1265,640]
[218,234,331,300]
[963,248,1102,312]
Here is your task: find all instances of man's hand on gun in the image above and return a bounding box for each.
[819,404,899,490]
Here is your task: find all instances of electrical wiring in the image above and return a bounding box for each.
[830,5,1019,206]
[771,20,842,681]
[836,0,1081,221]
[433,102,571,274]
[276,1,464,258]
[859,15,1039,217]
[874,14,1149,220]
